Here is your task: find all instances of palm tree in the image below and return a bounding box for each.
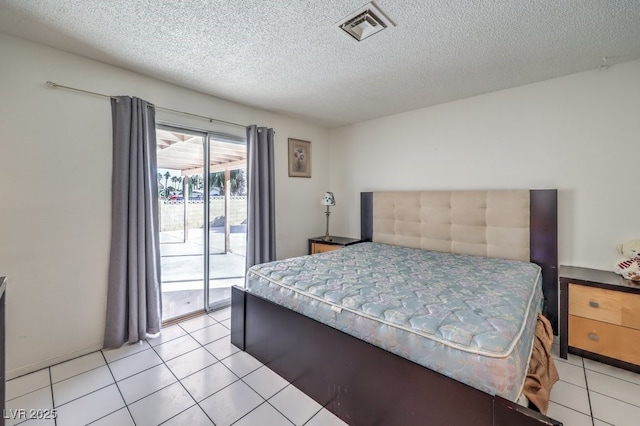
[231,169,246,196]
[163,171,171,199]
[157,172,164,198]
[210,172,225,195]
[170,176,178,193]
[209,169,246,196]
[189,175,195,190]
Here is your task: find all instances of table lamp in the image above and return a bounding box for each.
[321,192,336,241]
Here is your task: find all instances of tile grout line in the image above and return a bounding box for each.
[55,322,216,420]
[12,327,640,426]
[49,358,132,424]
[8,354,106,403]
[241,378,324,426]
[190,351,264,425]
[6,383,50,404]
[95,315,225,424]
[4,310,235,425]
[130,340,248,424]
[226,402,270,426]
[47,368,57,426]
[549,399,593,419]
[548,363,594,419]
[52,382,122,423]
[581,357,595,426]
[551,352,597,420]
[152,312,240,425]
[588,388,640,409]
[583,363,640,387]
[582,360,640,416]
[96,349,135,425]
[12,308,309,426]
[50,373,115,411]
[301,409,324,426]
[235,374,292,426]
[147,331,207,426]
[185,309,285,426]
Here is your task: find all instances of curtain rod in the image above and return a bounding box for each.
[46,81,247,129]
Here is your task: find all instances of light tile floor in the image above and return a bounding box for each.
[5,308,346,426]
[6,309,640,426]
[548,341,640,426]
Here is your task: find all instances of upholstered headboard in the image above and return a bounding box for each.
[371,190,531,261]
[360,189,559,333]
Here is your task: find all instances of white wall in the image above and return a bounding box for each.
[329,59,640,271]
[0,34,330,377]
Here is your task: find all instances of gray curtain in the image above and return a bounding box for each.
[246,125,276,269]
[104,96,162,348]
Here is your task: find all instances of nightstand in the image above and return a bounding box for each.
[308,236,363,255]
[559,265,640,373]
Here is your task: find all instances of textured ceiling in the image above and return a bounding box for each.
[1,0,639,127]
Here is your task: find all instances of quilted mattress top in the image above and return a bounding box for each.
[247,242,541,357]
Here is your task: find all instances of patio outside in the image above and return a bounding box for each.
[156,128,247,321]
[159,198,246,320]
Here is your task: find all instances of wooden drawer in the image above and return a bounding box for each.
[569,283,621,324]
[569,283,640,329]
[311,243,341,254]
[569,315,640,366]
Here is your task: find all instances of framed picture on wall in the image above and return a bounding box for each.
[288,138,311,178]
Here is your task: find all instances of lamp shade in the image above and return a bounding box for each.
[321,192,336,206]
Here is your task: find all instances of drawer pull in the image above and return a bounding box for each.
[589,300,599,308]
[588,333,599,341]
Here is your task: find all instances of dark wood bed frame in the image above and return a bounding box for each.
[231,190,559,426]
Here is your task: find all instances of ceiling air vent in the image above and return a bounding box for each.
[336,2,395,42]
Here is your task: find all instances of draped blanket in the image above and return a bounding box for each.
[524,314,559,414]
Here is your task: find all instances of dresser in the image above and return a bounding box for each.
[559,266,640,372]
[308,236,363,255]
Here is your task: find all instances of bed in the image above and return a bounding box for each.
[231,190,560,425]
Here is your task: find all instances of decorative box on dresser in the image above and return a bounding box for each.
[560,265,640,373]
[308,236,363,255]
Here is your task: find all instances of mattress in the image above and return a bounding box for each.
[245,242,543,401]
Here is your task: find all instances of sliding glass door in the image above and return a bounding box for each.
[156,125,246,321]
[207,138,247,310]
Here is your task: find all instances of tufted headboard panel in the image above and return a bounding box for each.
[372,190,530,261]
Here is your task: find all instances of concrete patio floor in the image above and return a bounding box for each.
[160,228,246,321]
